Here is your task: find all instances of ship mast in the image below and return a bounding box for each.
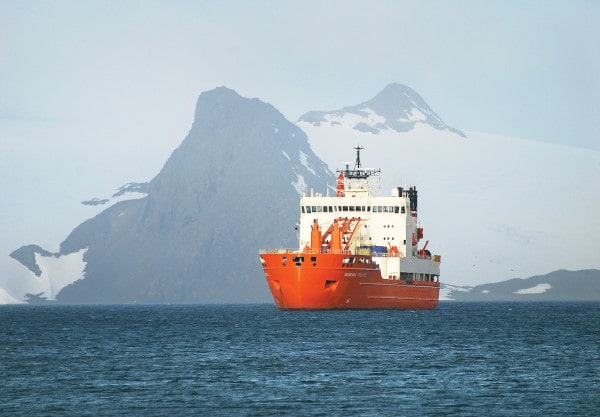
[338,145,380,181]
[354,145,364,170]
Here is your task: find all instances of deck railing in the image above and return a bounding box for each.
[259,248,441,262]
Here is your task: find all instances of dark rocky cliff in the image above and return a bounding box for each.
[44,87,334,303]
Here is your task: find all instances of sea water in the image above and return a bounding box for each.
[1,302,598,416]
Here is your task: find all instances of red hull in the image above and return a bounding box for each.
[260,252,439,310]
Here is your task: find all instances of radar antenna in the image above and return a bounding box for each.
[354,145,364,169]
[337,145,380,180]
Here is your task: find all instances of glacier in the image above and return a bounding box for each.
[299,121,600,287]
[2,248,87,303]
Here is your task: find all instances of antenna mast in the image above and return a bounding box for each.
[354,145,364,169]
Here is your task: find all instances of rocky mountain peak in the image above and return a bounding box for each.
[366,83,429,115]
[298,83,465,137]
[9,87,334,304]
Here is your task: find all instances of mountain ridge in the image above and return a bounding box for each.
[9,87,334,303]
[441,269,600,302]
[299,83,465,137]
[5,84,598,304]
[301,93,599,288]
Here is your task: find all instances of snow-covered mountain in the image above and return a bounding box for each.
[441,269,600,301]
[299,85,600,288]
[5,182,151,303]
[4,83,598,304]
[6,87,333,304]
[299,83,465,137]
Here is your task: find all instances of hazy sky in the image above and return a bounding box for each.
[1,1,599,265]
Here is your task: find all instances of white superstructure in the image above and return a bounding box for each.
[298,146,440,283]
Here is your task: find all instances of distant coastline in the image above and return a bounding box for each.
[441,269,600,302]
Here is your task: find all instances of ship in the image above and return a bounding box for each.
[259,146,441,309]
